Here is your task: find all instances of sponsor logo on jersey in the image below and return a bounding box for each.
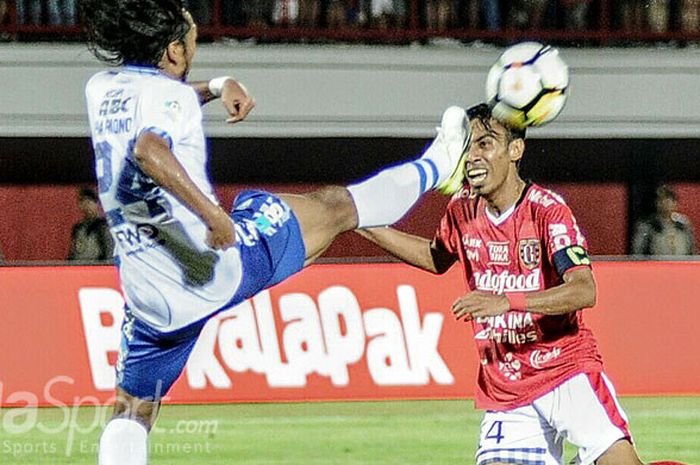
[519,239,541,269]
[498,352,522,381]
[462,234,482,262]
[528,189,564,208]
[530,347,561,369]
[548,223,572,252]
[462,235,482,249]
[487,242,510,265]
[165,100,181,112]
[473,312,538,345]
[473,269,541,293]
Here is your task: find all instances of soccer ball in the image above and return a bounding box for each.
[486,42,569,129]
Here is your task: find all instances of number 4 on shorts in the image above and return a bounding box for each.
[485,420,504,444]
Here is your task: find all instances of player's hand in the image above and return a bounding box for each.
[205,207,236,250]
[451,291,509,322]
[220,79,256,124]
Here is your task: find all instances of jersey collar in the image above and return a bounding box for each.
[122,65,161,76]
[484,181,532,226]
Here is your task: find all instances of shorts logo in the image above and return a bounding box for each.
[487,242,510,265]
[519,239,541,269]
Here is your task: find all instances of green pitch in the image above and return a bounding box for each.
[3,397,698,464]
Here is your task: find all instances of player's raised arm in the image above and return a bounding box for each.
[133,131,235,250]
[356,227,457,274]
[189,77,256,123]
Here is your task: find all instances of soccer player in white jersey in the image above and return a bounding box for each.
[78,0,469,463]
[358,104,688,465]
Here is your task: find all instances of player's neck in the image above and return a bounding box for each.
[484,176,526,217]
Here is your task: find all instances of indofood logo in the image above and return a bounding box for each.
[473,269,541,294]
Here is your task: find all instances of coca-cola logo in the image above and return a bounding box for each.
[529,347,561,369]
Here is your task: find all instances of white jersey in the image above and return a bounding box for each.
[85,66,242,332]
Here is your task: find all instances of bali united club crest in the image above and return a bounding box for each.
[519,239,541,269]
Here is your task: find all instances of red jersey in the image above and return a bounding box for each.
[434,183,603,410]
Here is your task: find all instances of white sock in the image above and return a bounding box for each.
[347,154,440,228]
[98,418,148,465]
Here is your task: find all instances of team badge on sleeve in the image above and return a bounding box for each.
[519,239,541,269]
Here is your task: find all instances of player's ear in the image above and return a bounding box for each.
[508,138,525,163]
[164,40,185,66]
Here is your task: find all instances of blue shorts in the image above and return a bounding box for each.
[117,190,306,399]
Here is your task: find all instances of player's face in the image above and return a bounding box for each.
[464,117,521,196]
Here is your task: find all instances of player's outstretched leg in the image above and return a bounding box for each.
[281,106,469,263]
[98,387,158,465]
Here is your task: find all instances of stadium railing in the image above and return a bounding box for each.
[2,0,700,44]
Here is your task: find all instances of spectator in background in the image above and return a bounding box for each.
[617,0,668,33]
[0,0,10,41]
[560,0,591,30]
[222,0,246,26]
[327,0,365,28]
[370,0,405,28]
[16,0,76,25]
[506,0,551,29]
[618,0,644,32]
[68,187,113,262]
[425,0,453,31]
[246,0,275,27]
[16,0,41,24]
[647,0,670,33]
[680,0,700,33]
[473,0,501,30]
[632,185,696,256]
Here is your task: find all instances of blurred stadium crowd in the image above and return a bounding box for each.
[1,0,700,41]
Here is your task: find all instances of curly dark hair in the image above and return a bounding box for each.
[78,0,191,67]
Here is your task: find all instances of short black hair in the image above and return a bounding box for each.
[467,103,527,141]
[78,187,99,202]
[78,0,191,67]
[656,184,677,201]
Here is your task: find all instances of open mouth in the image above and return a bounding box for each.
[466,168,488,184]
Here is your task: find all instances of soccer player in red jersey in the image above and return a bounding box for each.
[358,103,682,465]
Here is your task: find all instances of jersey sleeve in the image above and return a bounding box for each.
[540,202,591,277]
[432,200,460,255]
[136,83,197,148]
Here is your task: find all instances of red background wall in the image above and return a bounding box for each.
[1,182,697,261]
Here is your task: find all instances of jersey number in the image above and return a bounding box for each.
[485,420,504,444]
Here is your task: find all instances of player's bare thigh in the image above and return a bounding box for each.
[111,386,160,431]
[278,186,358,264]
[596,439,644,465]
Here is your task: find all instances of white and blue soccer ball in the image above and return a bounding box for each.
[486,42,569,129]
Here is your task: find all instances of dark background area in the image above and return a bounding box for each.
[2,136,699,260]
[2,136,699,215]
